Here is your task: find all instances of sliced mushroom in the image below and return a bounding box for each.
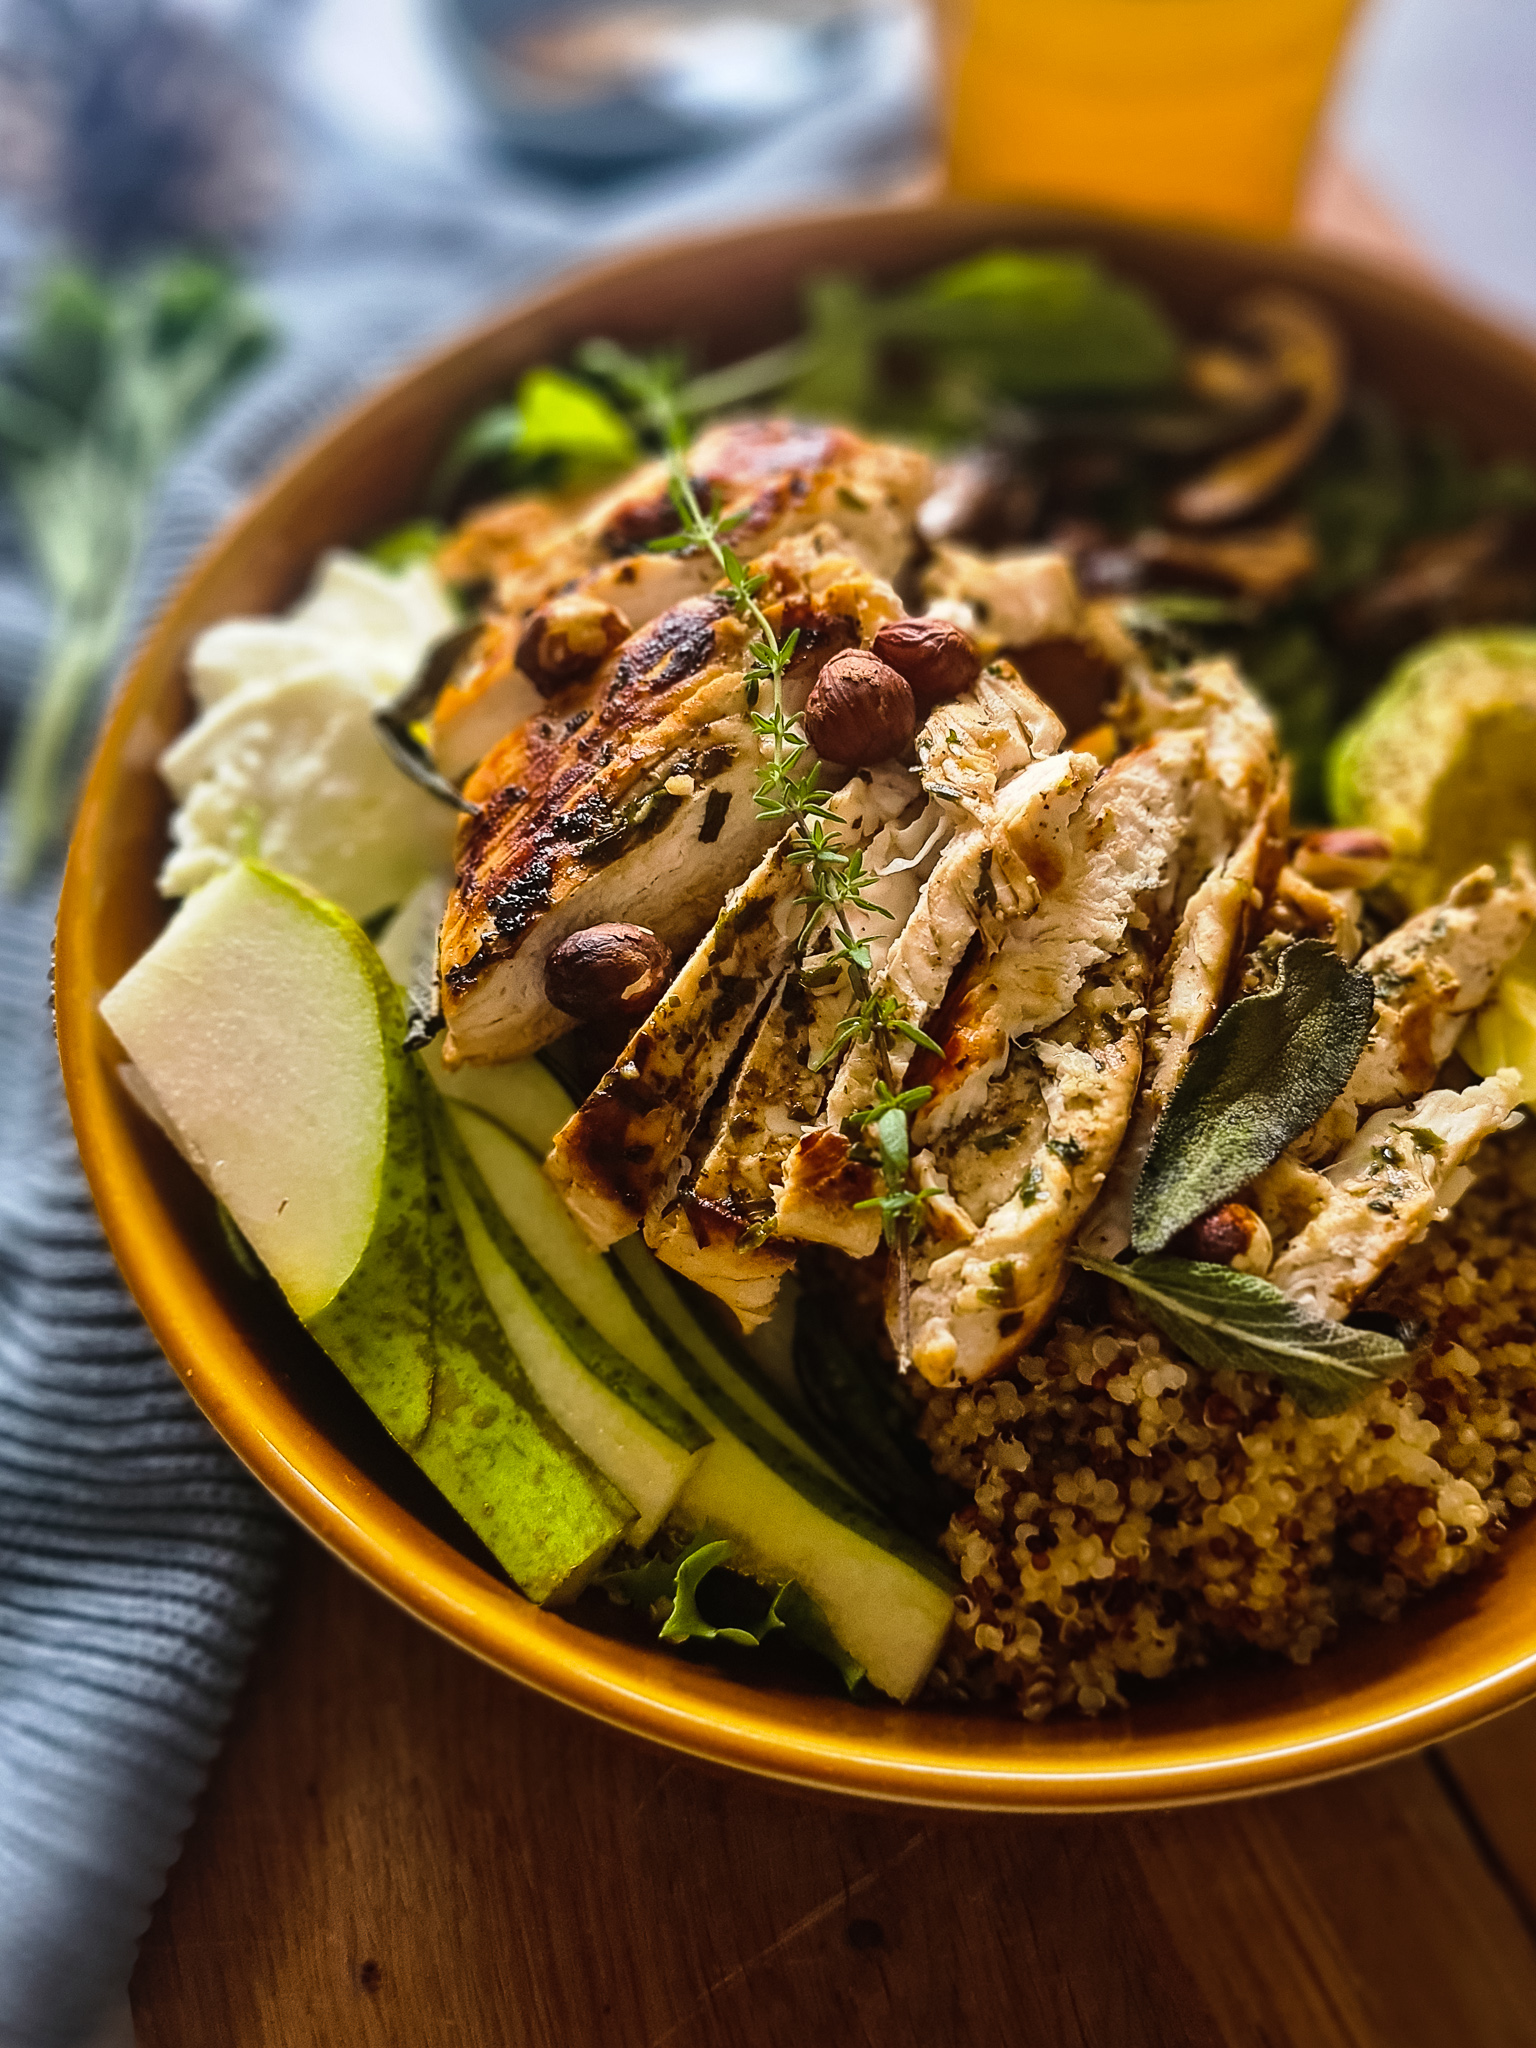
[1134,518,1318,602]
[1337,515,1536,643]
[1169,291,1346,527]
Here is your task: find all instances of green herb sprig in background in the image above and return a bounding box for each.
[0,256,269,887]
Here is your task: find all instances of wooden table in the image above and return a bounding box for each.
[130,1533,1536,2047]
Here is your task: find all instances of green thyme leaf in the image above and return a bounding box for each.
[1132,939,1376,1253]
[1072,1252,1411,1416]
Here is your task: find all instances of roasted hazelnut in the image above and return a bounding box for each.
[516,592,631,697]
[804,650,915,767]
[545,923,672,1020]
[871,616,982,708]
[1291,828,1393,892]
[1173,1201,1274,1276]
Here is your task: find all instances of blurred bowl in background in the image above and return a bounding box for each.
[437,0,905,172]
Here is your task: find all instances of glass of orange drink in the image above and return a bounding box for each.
[944,0,1361,237]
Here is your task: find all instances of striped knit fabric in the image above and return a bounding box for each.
[0,37,927,2045]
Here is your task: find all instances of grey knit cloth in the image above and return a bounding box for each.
[0,24,928,2045]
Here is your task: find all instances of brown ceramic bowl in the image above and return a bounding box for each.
[56,201,1536,1810]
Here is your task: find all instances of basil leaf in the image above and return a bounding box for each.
[1073,1252,1411,1417]
[1132,939,1376,1253]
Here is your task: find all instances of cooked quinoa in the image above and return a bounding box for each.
[918,1125,1536,1720]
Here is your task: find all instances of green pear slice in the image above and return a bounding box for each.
[101,862,632,1603]
[440,1104,709,1544]
[102,862,387,1321]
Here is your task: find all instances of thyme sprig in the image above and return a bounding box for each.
[587,339,939,1363]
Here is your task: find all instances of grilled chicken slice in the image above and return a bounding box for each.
[920,543,1082,654]
[1077,784,1289,1259]
[891,665,1280,1380]
[431,420,931,777]
[1295,862,1536,1161]
[1265,1070,1525,1320]
[438,530,902,1064]
[545,834,803,1251]
[645,768,943,1326]
[914,658,1066,811]
[909,956,1152,1386]
[902,721,1216,1146]
[771,675,1076,1260]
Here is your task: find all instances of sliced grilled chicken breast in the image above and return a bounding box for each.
[771,669,1074,1260]
[893,666,1279,1381]
[645,768,942,1326]
[547,769,919,1256]
[909,956,1152,1386]
[1297,862,1536,1160]
[438,531,902,1064]
[431,420,930,777]
[1266,1071,1525,1319]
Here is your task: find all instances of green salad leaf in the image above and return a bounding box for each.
[434,365,637,508]
[368,518,443,572]
[890,249,1183,397]
[601,1537,865,1692]
[1132,939,1376,1253]
[1073,1253,1412,1417]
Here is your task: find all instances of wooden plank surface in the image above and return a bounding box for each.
[130,1536,1536,2048]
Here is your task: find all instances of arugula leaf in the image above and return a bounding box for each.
[600,1538,865,1691]
[769,1582,865,1694]
[892,250,1182,399]
[1132,940,1376,1253]
[1073,1252,1411,1416]
[433,365,636,509]
[368,519,443,572]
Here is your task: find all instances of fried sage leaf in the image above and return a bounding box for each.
[1073,1252,1411,1417]
[601,1538,865,1691]
[373,622,481,814]
[1132,938,1376,1253]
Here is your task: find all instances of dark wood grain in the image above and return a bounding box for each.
[129,1540,1536,2048]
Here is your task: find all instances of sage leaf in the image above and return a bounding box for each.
[373,623,482,816]
[1132,939,1376,1253]
[1073,1252,1411,1417]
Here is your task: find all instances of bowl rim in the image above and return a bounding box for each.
[55,196,1536,1812]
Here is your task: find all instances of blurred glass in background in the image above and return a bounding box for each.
[945,0,1361,236]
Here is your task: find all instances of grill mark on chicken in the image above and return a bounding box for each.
[440,537,908,1063]
[611,595,731,692]
[546,837,805,1248]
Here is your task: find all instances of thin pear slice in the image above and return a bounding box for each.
[101,861,633,1603]
[441,1105,709,1544]
[102,862,388,1321]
